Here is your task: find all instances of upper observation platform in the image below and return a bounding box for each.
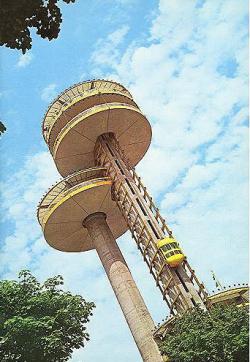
[42,79,151,176]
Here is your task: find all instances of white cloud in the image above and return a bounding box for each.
[41,83,57,102]
[90,25,129,76]
[1,1,248,361]
[90,0,249,289]
[17,52,33,68]
[0,152,59,277]
[0,151,165,362]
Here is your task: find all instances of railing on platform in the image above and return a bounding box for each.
[37,167,108,228]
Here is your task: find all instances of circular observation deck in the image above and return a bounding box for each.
[208,286,249,307]
[37,167,128,252]
[42,79,151,177]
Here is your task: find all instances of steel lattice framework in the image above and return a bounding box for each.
[95,133,209,315]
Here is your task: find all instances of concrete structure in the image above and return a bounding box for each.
[38,167,162,361]
[84,212,162,361]
[38,79,210,360]
[208,285,249,307]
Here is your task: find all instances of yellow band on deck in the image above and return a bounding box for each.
[44,90,133,142]
[42,180,112,229]
[52,103,143,157]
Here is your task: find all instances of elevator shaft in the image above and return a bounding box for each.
[95,133,209,315]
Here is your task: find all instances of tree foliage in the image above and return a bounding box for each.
[0,121,6,136]
[160,305,249,362]
[0,0,76,54]
[0,270,95,361]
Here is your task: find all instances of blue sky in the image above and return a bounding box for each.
[0,1,248,361]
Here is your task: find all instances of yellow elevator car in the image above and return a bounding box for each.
[157,237,185,267]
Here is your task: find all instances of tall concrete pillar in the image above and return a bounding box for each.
[83,212,163,362]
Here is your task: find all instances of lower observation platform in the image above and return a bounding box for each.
[208,286,249,307]
[37,167,128,252]
[153,285,249,341]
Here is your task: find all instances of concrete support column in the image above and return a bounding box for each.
[83,212,163,362]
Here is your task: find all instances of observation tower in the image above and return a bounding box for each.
[38,80,209,361]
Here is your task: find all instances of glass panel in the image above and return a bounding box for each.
[161,242,182,254]
[174,250,182,255]
[170,242,178,248]
[166,250,175,257]
[162,244,172,252]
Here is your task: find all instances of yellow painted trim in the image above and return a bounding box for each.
[167,254,185,267]
[157,237,178,248]
[209,287,249,300]
[44,90,133,141]
[52,103,143,157]
[42,180,112,229]
[237,302,249,308]
[59,90,131,114]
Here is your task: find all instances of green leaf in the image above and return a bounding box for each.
[0,270,95,361]
[160,305,249,362]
